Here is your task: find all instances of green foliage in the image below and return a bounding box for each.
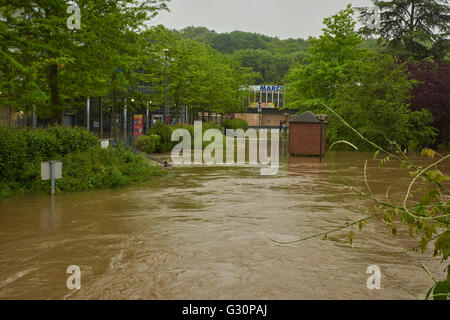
[142,26,257,118]
[181,26,309,84]
[0,126,98,182]
[135,134,161,154]
[358,1,450,60]
[222,119,249,131]
[56,147,165,192]
[202,122,222,131]
[0,1,168,123]
[285,5,436,151]
[0,127,164,198]
[147,121,174,153]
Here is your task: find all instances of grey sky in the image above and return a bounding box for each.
[153,0,374,39]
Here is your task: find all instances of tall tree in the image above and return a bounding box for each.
[358,0,450,59]
[0,0,168,124]
[286,5,436,150]
[406,59,450,145]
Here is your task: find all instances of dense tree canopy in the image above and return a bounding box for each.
[0,0,169,124]
[0,1,256,125]
[406,59,450,145]
[286,5,437,150]
[181,26,308,84]
[358,0,450,60]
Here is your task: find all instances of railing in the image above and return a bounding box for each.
[99,138,172,167]
[122,145,172,167]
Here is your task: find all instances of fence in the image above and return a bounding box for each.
[1,98,190,144]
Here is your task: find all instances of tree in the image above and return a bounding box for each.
[180,26,309,84]
[285,5,436,151]
[332,54,437,150]
[285,5,369,109]
[406,59,450,145]
[0,0,168,124]
[141,26,257,123]
[358,0,450,60]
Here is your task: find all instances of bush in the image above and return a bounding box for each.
[222,119,248,131]
[0,127,164,199]
[0,126,98,182]
[147,121,174,153]
[202,122,222,131]
[56,147,165,192]
[135,134,161,154]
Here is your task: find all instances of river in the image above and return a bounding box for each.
[0,150,448,299]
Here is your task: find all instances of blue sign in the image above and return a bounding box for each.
[259,85,284,92]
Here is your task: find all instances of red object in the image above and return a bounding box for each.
[133,114,144,137]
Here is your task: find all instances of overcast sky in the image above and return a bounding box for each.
[153,0,374,39]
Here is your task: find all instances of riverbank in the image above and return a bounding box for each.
[0,127,166,200]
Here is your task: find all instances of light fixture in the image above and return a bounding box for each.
[316,114,328,122]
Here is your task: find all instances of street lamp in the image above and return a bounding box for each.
[316,114,328,162]
[163,48,169,124]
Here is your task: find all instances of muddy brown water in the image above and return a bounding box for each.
[0,150,448,299]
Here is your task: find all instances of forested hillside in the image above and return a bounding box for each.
[180,26,309,84]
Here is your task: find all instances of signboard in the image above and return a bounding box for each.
[133,114,144,136]
[248,85,285,92]
[250,102,275,109]
[100,139,110,149]
[41,161,62,180]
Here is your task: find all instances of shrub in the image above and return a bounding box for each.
[147,121,174,153]
[0,127,164,199]
[202,122,222,131]
[135,134,161,154]
[56,147,165,192]
[0,126,98,182]
[222,119,248,131]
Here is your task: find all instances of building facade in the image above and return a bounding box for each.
[235,85,295,128]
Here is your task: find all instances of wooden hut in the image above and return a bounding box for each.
[289,111,327,157]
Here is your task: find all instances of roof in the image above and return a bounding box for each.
[290,111,320,123]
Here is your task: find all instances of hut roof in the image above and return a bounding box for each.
[290,111,320,123]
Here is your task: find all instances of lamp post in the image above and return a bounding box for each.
[316,114,328,162]
[163,48,169,124]
[146,101,151,132]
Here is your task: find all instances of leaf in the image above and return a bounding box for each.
[392,226,397,236]
[425,285,435,300]
[432,279,450,300]
[421,148,437,159]
[358,220,365,231]
[373,150,380,160]
[348,230,355,246]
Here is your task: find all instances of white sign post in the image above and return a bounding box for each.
[41,161,63,195]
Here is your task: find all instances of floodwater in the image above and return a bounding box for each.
[0,146,448,300]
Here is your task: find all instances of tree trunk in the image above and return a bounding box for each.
[49,64,59,125]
